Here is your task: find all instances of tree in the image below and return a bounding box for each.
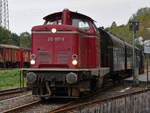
[0,26,11,44]
[107,7,150,45]
[111,21,117,28]
[0,26,31,48]
[19,32,31,48]
[10,33,20,46]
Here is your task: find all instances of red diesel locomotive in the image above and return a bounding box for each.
[22,9,144,98]
[23,9,109,98]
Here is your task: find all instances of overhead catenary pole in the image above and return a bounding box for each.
[132,27,136,86]
[147,54,148,87]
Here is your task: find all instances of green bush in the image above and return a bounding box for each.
[0,69,26,89]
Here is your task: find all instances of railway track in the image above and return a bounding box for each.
[0,92,40,113]
[2,100,41,113]
[48,78,114,113]
[0,85,142,113]
[0,87,30,102]
[0,87,27,96]
[1,78,114,113]
[46,75,137,113]
[0,74,132,113]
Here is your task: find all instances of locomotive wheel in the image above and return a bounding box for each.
[68,87,80,97]
[72,88,80,97]
[68,87,71,96]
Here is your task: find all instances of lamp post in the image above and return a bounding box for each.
[129,21,139,87]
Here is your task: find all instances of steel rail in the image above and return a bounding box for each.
[0,93,32,103]
[48,102,74,113]
[2,100,41,113]
[0,88,21,93]
[0,87,27,96]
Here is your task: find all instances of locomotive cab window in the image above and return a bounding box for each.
[93,23,99,33]
[47,19,62,25]
[72,19,90,31]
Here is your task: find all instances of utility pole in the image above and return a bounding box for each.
[129,21,139,87]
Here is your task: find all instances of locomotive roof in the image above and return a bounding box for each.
[43,10,94,22]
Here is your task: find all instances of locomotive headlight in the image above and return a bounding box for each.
[30,54,36,65]
[72,54,78,65]
[30,59,35,65]
[51,28,57,33]
[72,60,78,65]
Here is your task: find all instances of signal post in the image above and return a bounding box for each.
[129,21,139,87]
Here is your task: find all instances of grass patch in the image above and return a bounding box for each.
[0,69,26,89]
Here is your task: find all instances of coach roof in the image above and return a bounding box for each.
[0,44,20,49]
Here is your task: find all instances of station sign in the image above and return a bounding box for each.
[144,46,150,54]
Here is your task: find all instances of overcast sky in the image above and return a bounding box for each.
[9,0,150,35]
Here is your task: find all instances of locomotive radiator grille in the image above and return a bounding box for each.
[39,51,50,63]
[57,52,68,63]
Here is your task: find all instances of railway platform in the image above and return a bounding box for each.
[124,72,150,86]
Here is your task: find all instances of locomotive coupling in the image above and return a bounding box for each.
[66,72,78,84]
[26,72,37,84]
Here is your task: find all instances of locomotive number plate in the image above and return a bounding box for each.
[48,37,64,42]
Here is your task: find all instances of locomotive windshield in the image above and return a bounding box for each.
[71,18,90,30]
[45,18,90,30]
[47,19,62,25]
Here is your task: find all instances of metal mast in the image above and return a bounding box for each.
[0,0,9,30]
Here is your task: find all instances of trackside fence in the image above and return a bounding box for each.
[76,90,150,113]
